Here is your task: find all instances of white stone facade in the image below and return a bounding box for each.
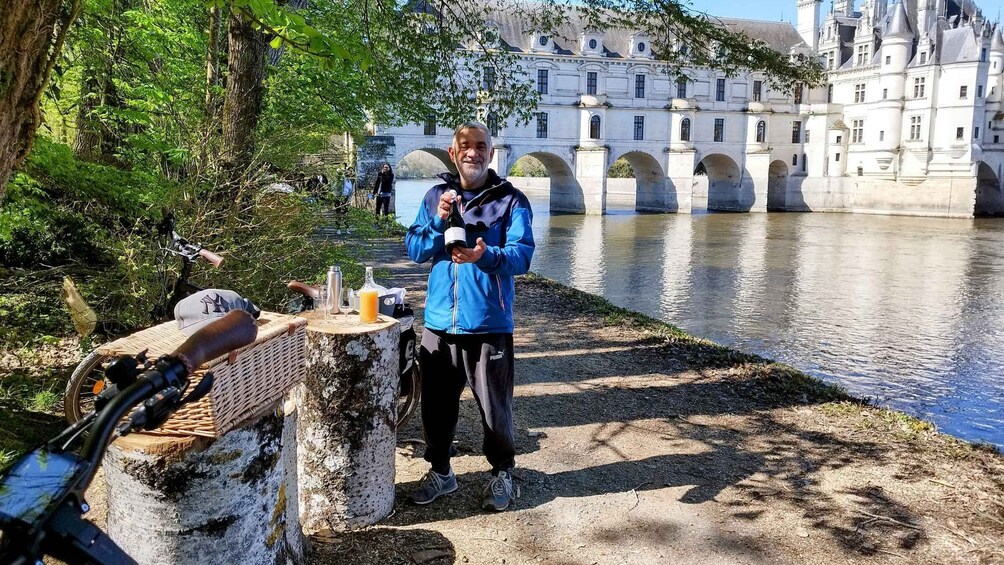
[376,0,1004,217]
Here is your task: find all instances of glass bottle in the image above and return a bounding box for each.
[444,189,468,253]
[358,266,379,323]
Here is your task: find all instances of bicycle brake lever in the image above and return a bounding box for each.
[117,387,183,435]
[180,372,214,405]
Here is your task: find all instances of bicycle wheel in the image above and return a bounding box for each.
[397,362,421,429]
[64,351,112,423]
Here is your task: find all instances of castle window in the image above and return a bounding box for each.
[677,77,688,99]
[537,69,549,94]
[753,80,762,102]
[424,115,436,136]
[792,120,802,143]
[634,116,645,140]
[920,52,927,64]
[909,116,922,140]
[802,153,807,172]
[586,72,597,95]
[536,112,548,138]
[827,52,835,69]
[588,38,598,49]
[981,48,988,62]
[794,85,803,104]
[714,118,724,142]
[914,77,925,98]
[792,154,798,166]
[856,45,869,66]
[854,83,865,103]
[851,120,863,143]
[716,79,726,101]
[975,127,981,139]
[755,120,766,143]
[680,118,691,141]
[482,66,496,91]
[879,131,885,141]
[828,84,833,103]
[637,42,646,53]
[882,88,888,99]
[539,36,548,46]
[635,74,645,98]
[835,153,840,162]
[978,85,984,98]
[885,55,891,65]
[487,113,500,137]
[589,115,601,139]
[960,85,968,99]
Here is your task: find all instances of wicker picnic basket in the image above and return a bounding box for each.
[96,311,307,438]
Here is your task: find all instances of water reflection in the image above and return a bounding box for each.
[395,179,1004,447]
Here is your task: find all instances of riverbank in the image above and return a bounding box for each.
[310,237,1004,564]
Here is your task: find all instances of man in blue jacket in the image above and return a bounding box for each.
[405,122,535,511]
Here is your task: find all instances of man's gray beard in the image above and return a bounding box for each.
[458,163,489,188]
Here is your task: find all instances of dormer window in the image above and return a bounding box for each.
[637,42,646,52]
[588,39,597,49]
[539,36,548,46]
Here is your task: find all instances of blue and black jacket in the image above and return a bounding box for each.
[406,169,534,334]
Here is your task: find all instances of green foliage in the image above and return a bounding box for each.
[608,158,635,179]
[509,156,548,178]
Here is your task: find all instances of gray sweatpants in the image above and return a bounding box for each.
[419,328,515,474]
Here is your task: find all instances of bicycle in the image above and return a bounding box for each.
[286,280,422,428]
[0,310,257,565]
[64,210,224,423]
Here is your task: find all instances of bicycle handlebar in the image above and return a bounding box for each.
[0,310,258,565]
[198,248,224,268]
[287,280,320,300]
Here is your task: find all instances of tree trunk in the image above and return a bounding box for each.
[199,6,222,173]
[0,0,79,201]
[73,64,102,160]
[292,312,400,533]
[103,403,304,565]
[219,8,267,177]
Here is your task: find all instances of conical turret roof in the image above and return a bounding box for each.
[883,0,913,38]
[992,29,1004,53]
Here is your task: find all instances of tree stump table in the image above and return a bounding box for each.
[103,400,303,565]
[291,310,400,533]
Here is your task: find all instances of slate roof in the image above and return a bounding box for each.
[485,8,805,58]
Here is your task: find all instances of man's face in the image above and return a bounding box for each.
[448,128,494,188]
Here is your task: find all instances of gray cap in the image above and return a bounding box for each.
[174,289,261,336]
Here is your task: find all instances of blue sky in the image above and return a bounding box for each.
[685,0,1004,25]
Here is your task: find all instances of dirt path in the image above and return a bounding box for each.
[307,238,1004,565]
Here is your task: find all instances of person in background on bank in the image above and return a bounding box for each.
[334,165,355,235]
[405,122,535,512]
[372,163,395,218]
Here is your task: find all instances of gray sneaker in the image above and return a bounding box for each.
[482,469,519,511]
[410,469,458,505]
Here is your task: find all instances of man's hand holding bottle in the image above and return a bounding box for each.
[439,190,485,264]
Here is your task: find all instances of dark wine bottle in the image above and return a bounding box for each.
[445,189,468,253]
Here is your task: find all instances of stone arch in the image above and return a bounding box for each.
[609,150,672,212]
[694,153,745,211]
[507,150,583,213]
[975,161,1004,216]
[394,147,455,176]
[767,159,789,211]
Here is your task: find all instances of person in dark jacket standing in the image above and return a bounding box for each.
[405,122,534,512]
[372,163,394,217]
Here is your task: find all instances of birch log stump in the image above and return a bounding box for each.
[291,311,399,533]
[102,401,303,565]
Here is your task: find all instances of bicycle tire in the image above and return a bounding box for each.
[64,351,112,423]
[397,362,421,429]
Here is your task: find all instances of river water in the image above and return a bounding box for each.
[392,178,1004,448]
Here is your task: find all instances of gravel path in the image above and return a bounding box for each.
[305,237,1004,565]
